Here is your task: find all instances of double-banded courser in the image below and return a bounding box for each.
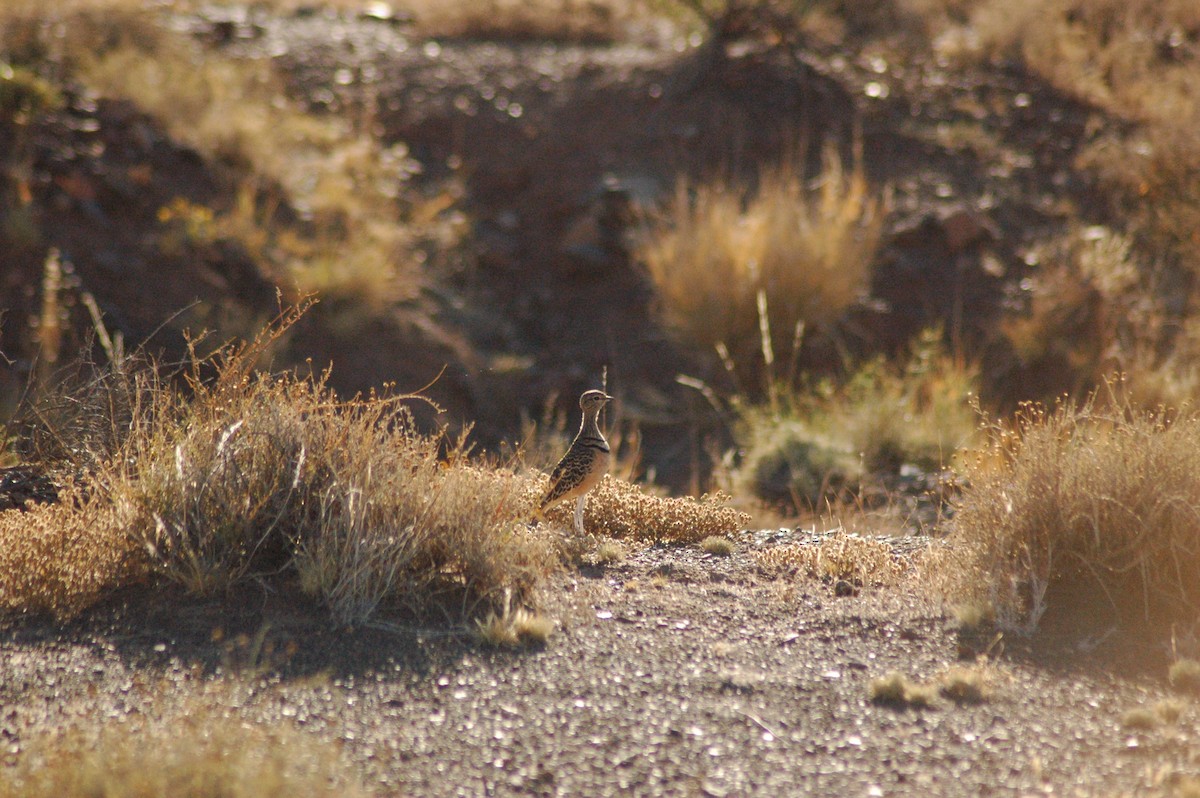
[540,390,613,534]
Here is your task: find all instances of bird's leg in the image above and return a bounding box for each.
[574,495,586,535]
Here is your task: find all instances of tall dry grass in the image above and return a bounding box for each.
[4,306,559,624]
[930,390,1200,634]
[638,148,887,390]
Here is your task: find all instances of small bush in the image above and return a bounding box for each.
[1154,698,1185,725]
[735,416,862,508]
[0,487,143,620]
[754,530,903,586]
[937,665,990,704]
[4,308,558,625]
[541,475,750,544]
[951,602,994,631]
[930,394,1200,634]
[733,329,978,508]
[594,540,627,564]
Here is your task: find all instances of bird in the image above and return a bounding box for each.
[539,389,613,534]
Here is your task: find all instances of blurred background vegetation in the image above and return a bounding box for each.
[5,0,1200,524]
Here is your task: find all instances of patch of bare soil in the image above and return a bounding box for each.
[1,535,1194,796]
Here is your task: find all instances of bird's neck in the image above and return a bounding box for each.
[577,409,606,443]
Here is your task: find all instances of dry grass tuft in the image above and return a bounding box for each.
[700,535,735,556]
[638,150,886,389]
[1120,707,1161,731]
[0,700,370,798]
[937,664,991,704]
[1169,659,1200,694]
[754,530,904,586]
[868,671,937,708]
[540,475,750,544]
[474,604,555,647]
[951,601,994,631]
[1154,698,1186,726]
[594,539,628,564]
[929,393,1200,634]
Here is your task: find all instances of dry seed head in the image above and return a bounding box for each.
[754,532,903,586]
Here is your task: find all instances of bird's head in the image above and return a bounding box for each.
[579,389,613,411]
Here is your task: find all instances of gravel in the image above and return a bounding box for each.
[2,538,1195,796]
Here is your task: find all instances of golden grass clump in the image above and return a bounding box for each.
[937,664,991,704]
[542,475,750,544]
[1154,698,1185,725]
[700,535,735,556]
[0,488,143,620]
[929,394,1200,634]
[753,530,903,586]
[594,539,627,564]
[0,703,371,798]
[638,149,886,387]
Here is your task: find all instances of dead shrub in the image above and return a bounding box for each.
[540,474,750,544]
[929,393,1200,634]
[0,486,143,620]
